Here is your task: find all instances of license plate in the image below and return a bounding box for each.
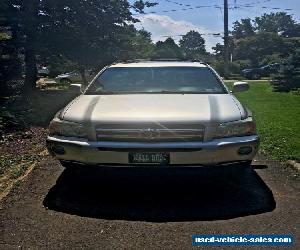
[129,152,170,164]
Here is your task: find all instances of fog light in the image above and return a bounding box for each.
[51,145,66,155]
[238,146,253,155]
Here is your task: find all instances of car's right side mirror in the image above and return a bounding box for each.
[69,83,85,94]
[232,81,249,93]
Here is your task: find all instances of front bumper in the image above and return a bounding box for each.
[46,135,259,166]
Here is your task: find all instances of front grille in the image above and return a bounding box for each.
[95,123,205,142]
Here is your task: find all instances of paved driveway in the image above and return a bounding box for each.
[0,155,299,249]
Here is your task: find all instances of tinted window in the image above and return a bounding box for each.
[86,67,226,94]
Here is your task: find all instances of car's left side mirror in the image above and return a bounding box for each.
[232,81,249,93]
[69,83,85,94]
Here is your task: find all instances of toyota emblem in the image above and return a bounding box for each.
[141,128,160,140]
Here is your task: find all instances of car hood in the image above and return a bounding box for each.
[61,94,247,124]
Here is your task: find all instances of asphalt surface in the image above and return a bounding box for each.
[0,155,299,249]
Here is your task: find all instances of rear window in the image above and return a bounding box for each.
[86,66,226,94]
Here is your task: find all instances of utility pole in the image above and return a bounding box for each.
[223,0,229,77]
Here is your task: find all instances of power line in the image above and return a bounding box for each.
[133,4,223,15]
[162,0,194,8]
[234,4,293,12]
[134,4,295,16]
[161,32,223,38]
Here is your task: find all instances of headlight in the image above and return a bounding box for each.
[49,119,87,138]
[214,118,256,139]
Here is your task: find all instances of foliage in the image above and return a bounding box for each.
[179,30,206,59]
[0,107,25,137]
[212,37,234,60]
[232,18,255,39]
[254,12,300,37]
[1,0,157,90]
[132,0,158,13]
[47,56,79,78]
[211,60,241,76]
[152,38,183,59]
[271,49,300,92]
[118,27,155,60]
[226,12,300,73]
[233,32,286,66]
[39,0,135,84]
[259,53,282,66]
[232,12,300,40]
[0,0,22,97]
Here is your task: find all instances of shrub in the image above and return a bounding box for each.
[271,49,300,92]
[211,60,242,76]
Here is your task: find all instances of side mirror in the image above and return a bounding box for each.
[232,81,249,93]
[69,83,84,94]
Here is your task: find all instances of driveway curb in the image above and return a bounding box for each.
[286,160,300,172]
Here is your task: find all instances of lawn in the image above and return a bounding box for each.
[226,80,300,161]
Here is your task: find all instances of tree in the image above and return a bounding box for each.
[39,0,134,85]
[22,0,39,92]
[1,0,157,91]
[271,48,300,92]
[255,12,300,37]
[39,0,156,86]
[132,0,158,13]
[0,0,22,97]
[153,38,183,59]
[121,28,155,59]
[233,32,286,66]
[232,18,255,39]
[212,37,234,60]
[179,30,206,59]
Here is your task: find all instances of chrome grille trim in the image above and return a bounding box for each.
[95,127,205,142]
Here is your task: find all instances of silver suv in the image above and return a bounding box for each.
[47,60,259,167]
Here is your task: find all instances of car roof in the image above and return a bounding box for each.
[110,60,208,68]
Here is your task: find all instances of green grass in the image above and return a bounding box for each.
[225,80,300,161]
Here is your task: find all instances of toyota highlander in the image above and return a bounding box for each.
[47,60,259,167]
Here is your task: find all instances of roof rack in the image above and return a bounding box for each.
[112,58,209,65]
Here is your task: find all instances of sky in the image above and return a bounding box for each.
[129,0,300,52]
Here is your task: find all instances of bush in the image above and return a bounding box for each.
[0,107,25,137]
[259,53,282,66]
[0,39,22,97]
[47,56,79,78]
[271,49,300,92]
[211,60,242,76]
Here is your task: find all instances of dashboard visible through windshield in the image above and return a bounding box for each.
[85,67,226,94]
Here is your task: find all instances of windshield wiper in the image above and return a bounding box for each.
[155,90,207,94]
[85,91,117,95]
[157,90,180,93]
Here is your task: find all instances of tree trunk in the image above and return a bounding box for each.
[24,41,37,92]
[80,68,88,86]
[23,0,39,94]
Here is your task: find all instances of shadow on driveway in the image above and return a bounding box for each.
[43,165,276,222]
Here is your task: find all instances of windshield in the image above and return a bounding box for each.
[85,67,226,94]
